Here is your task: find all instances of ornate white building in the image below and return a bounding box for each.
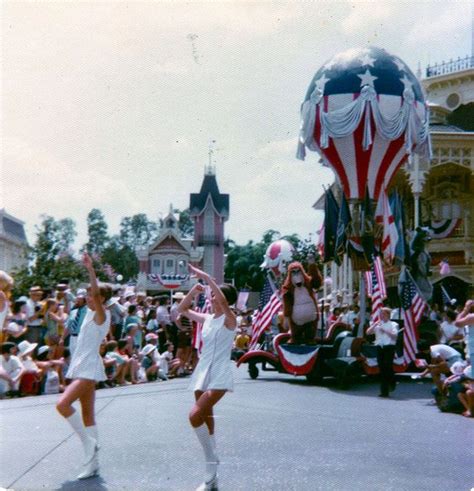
[0,208,28,273]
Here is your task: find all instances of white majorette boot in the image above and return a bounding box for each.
[195,474,218,491]
[194,425,219,491]
[77,425,99,479]
[77,451,99,480]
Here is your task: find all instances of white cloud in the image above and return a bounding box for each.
[404,5,471,46]
[341,1,393,33]
[3,137,140,249]
[227,138,334,244]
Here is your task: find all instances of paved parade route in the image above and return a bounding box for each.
[1,366,472,491]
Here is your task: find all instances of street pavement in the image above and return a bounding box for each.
[1,365,473,491]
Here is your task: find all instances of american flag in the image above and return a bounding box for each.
[192,289,212,354]
[249,277,282,350]
[365,256,387,324]
[375,187,399,265]
[399,268,427,363]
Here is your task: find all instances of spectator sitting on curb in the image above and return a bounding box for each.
[117,339,139,384]
[105,340,130,386]
[0,341,25,397]
[432,361,467,413]
[458,365,474,417]
[417,342,464,392]
[140,344,158,381]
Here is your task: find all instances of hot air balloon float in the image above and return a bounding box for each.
[239,48,432,386]
[297,46,430,201]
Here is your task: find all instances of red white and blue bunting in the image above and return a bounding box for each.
[425,219,461,239]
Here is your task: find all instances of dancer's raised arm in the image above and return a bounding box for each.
[83,253,106,325]
[188,265,237,329]
[177,282,207,324]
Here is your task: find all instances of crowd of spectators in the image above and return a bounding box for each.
[1,269,472,417]
[0,271,251,399]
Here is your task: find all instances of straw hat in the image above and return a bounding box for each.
[172,292,185,300]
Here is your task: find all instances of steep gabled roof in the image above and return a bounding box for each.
[190,174,229,216]
[1,210,27,242]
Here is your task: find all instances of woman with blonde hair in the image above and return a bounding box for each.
[0,271,14,343]
[56,253,112,480]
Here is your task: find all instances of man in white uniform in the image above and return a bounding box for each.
[366,307,399,397]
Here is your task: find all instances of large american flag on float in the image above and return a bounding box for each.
[399,268,427,363]
[192,290,212,354]
[375,187,399,265]
[365,256,387,324]
[298,46,427,202]
[249,277,282,350]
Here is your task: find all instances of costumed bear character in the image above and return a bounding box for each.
[409,226,433,302]
[282,260,323,344]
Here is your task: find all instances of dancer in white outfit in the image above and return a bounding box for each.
[178,265,237,491]
[56,253,112,480]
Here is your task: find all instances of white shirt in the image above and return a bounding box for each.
[170,303,180,323]
[25,299,42,326]
[1,355,24,377]
[430,344,460,361]
[372,320,399,346]
[159,351,173,374]
[439,321,464,344]
[157,306,170,325]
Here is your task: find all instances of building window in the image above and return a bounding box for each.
[165,259,174,274]
[178,260,187,273]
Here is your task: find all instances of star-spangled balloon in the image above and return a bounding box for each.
[297,46,430,201]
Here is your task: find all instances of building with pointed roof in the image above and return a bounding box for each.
[0,208,28,273]
[136,167,230,292]
[190,164,229,284]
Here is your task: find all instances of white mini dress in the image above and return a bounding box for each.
[190,313,235,392]
[66,309,111,382]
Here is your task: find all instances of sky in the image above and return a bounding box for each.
[1,1,473,251]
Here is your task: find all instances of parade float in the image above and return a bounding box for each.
[240,47,433,386]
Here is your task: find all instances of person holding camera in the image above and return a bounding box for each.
[25,286,45,344]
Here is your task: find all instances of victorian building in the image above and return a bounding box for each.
[0,208,28,273]
[314,55,474,305]
[136,166,229,293]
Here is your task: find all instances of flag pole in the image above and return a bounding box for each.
[358,272,366,337]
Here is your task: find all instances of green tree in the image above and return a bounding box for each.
[11,215,85,294]
[85,208,109,254]
[101,236,139,281]
[175,208,194,237]
[119,214,158,249]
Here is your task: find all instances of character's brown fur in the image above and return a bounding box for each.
[282,262,322,343]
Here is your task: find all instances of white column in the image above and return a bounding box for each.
[323,263,328,299]
[332,262,337,304]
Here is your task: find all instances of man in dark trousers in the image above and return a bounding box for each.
[366,307,399,397]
